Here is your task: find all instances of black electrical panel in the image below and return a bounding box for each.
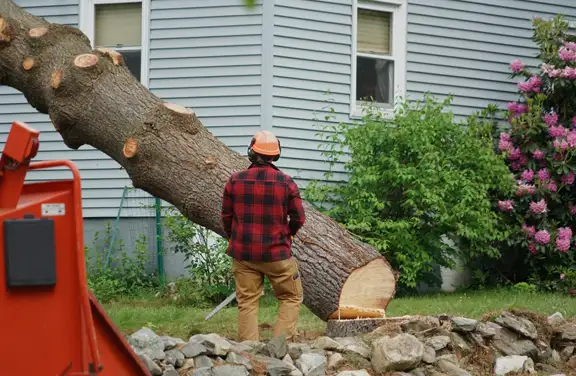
[4,215,57,287]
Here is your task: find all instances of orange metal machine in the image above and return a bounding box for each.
[0,121,151,375]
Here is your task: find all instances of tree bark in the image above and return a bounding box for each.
[0,0,397,321]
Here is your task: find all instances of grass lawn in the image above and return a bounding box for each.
[103,288,576,341]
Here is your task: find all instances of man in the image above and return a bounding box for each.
[220,130,306,342]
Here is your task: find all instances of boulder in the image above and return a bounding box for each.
[491,327,538,357]
[136,353,162,376]
[295,353,325,376]
[422,345,436,364]
[327,352,345,370]
[494,355,535,375]
[288,343,311,360]
[226,352,253,370]
[162,365,179,376]
[252,354,294,376]
[437,358,472,376]
[371,333,424,372]
[189,334,232,357]
[476,322,498,338]
[264,334,289,359]
[160,336,186,350]
[547,312,565,326]
[495,311,538,340]
[425,336,451,351]
[194,355,214,368]
[334,337,371,359]
[450,317,478,332]
[129,328,166,360]
[212,364,249,376]
[312,336,345,352]
[165,348,185,368]
[188,367,213,376]
[181,342,208,358]
[335,371,371,376]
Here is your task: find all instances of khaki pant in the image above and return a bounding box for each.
[232,257,303,342]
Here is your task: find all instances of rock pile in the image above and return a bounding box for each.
[126,309,576,376]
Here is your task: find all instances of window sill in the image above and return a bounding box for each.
[350,105,395,120]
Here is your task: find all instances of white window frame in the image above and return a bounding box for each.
[350,0,407,119]
[79,0,150,88]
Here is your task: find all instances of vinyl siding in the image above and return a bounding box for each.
[271,0,352,184]
[149,0,263,153]
[406,0,576,119]
[0,0,131,218]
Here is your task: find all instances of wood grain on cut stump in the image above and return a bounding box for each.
[328,258,396,320]
[28,27,48,38]
[74,54,98,68]
[123,138,138,159]
[326,318,391,338]
[164,102,195,116]
[50,70,62,88]
[22,57,34,70]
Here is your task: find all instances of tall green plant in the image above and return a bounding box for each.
[305,94,514,291]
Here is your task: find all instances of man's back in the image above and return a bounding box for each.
[221,162,305,262]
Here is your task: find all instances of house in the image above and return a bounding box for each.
[2,0,575,279]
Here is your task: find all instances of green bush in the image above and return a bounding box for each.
[86,223,159,302]
[162,208,235,305]
[305,94,514,292]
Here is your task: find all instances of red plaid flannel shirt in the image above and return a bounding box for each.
[220,162,306,261]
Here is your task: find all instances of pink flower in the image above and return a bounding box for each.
[537,168,550,182]
[549,125,568,138]
[511,161,523,171]
[507,102,518,113]
[518,81,533,92]
[521,169,534,182]
[498,139,513,152]
[528,242,538,255]
[568,131,576,147]
[516,183,536,196]
[571,205,576,215]
[558,227,573,240]
[534,230,550,245]
[532,149,545,160]
[560,273,566,280]
[522,224,536,237]
[510,59,525,72]
[544,112,559,126]
[545,180,558,192]
[572,116,576,128]
[559,45,576,61]
[498,200,514,212]
[508,148,522,160]
[500,132,511,141]
[561,172,575,185]
[556,237,570,253]
[530,199,547,214]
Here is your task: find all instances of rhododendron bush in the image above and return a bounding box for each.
[493,16,576,292]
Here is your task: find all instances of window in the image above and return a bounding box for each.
[351,0,407,118]
[79,0,150,86]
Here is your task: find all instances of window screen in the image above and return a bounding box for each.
[95,2,142,48]
[357,9,391,56]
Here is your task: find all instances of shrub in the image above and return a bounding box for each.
[86,222,159,302]
[305,94,514,292]
[162,208,235,305]
[487,15,576,292]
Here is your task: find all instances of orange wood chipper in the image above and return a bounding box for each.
[0,121,151,375]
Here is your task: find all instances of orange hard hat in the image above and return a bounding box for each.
[249,131,281,157]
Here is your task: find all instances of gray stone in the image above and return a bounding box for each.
[557,323,576,341]
[401,317,440,332]
[335,371,371,376]
[181,342,208,358]
[129,328,166,360]
[295,353,325,376]
[288,343,311,360]
[371,333,424,372]
[212,364,249,376]
[165,349,185,368]
[312,336,344,352]
[327,352,345,370]
[494,355,536,375]
[334,337,371,359]
[450,317,478,332]
[422,345,436,364]
[561,346,574,359]
[160,336,186,350]
[227,352,253,370]
[437,359,472,376]
[187,367,213,376]
[137,354,162,376]
[491,328,538,357]
[282,354,294,366]
[189,334,232,356]
[495,311,538,340]
[449,332,471,355]
[425,336,451,351]
[548,312,565,326]
[252,355,293,376]
[232,340,264,354]
[162,365,179,376]
[468,332,485,347]
[194,355,214,368]
[264,334,289,359]
[437,354,458,364]
[476,321,498,338]
[181,358,195,371]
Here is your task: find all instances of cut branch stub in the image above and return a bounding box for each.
[74,54,99,69]
[28,27,48,38]
[164,102,195,117]
[23,57,34,70]
[0,18,11,43]
[50,70,62,89]
[123,138,138,159]
[96,47,123,65]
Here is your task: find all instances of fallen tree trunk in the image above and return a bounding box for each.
[0,0,397,321]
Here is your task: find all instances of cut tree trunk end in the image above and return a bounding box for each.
[0,0,398,321]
